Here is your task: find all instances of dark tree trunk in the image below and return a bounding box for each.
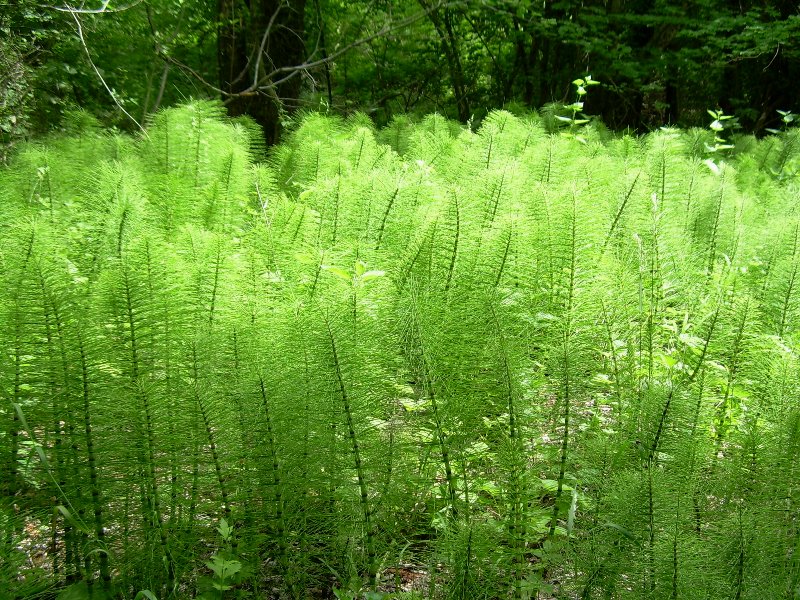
[218,0,307,145]
[420,1,471,122]
[511,17,531,105]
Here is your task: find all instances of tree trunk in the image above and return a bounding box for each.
[218,0,307,145]
[419,1,471,122]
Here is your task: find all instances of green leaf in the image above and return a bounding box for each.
[679,333,705,352]
[659,353,678,369]
[322,265,352,281]
[56,505,91,536]
[354,259,367,277]
[567,487,578,536]
[206,554,242,580]
[294,252,317,264]
[212,582,234,591]
[479,481,501,497]
[216,517,233,541]
[359,269,385,282]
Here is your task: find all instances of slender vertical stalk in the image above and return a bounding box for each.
[486,168,505,227]
[706,173,725,278]
[734,506,745,600]
[258,377,287,566]
[714,299,748,455]
[493,222,513,288]
[191,347,230,522]
[600,299,626,429]
[777,223,799,338]
[6,229,36,504]
[325,321,377,587]
[78,333,111,589]
[406,296,459,518]
[601,171,640,256]
[207,245,223,326]
[671,511,679,600]
[548,196,577,540]
[444,191,460,292]
[120,264,174,589]
[647,468,656,594]
[490,304,526,594]
[375,186,400,250]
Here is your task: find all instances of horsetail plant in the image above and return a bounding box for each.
[2,101,800,599]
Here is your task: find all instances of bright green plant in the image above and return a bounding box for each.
[197,519,245,599]
[764,109,800,180]
[766,109,796,134]
[2,102,799,600]
[554,75,601,142]
[704,107,736,168]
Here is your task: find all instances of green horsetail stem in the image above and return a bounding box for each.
[324,319,378,587]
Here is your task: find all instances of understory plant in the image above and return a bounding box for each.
[1,100,799,599]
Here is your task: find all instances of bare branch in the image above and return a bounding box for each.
[50,0,145,14]
[68,8,147,134]
[253,1,456,91]
[763,43,781,72]
[252,1,288,89]
[171,0,459,102]
[158,52,231,96]
[142,1,187,117]
[151,63,171,113]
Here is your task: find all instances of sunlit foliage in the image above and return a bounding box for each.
[1,103,799,599]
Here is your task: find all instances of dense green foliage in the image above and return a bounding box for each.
[2,0,799,152]
[2,103,800,598]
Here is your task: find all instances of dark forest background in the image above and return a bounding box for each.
[2,0,799,150]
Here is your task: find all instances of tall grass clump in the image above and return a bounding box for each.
[1,100,798,599]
